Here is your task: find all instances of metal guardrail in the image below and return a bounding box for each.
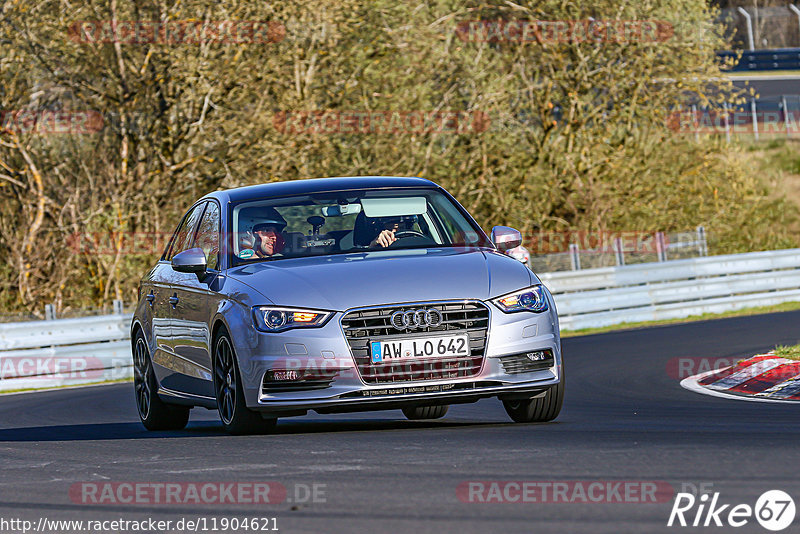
[0,314,130,350]
[3,248,800,391]
[0,314,133,392]
[541,248,800,331]
[718,48,800,71]
[527,228,708,273]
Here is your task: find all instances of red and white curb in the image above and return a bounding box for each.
[680,353,800,403]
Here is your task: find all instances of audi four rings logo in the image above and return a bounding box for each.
[390,308,443,330]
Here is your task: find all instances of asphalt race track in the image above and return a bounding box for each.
[2,311,800,534]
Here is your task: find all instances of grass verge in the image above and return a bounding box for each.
[0,377,132,395]
[561,300,800,338]
[726,70,800,78]
[772,344,800,361]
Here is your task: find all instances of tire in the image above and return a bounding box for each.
[402,405,449,420]
[132,332,190,431]
[213,328,277,435]
[503,369,564,423]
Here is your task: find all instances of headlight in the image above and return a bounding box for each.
[252,306,333,332]
[492,286,549,313]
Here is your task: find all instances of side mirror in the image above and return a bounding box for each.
[172,247,207,274]
[491,226,522,252]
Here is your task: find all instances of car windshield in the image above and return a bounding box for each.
[229,188,490,264]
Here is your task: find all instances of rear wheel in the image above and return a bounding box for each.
[133,332,190,431]
[213,329,277,435]
[503,374,564,423]
[402,405,449,420]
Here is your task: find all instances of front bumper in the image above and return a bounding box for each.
[229,299,562,415]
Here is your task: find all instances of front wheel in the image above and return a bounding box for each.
[133,333,190,431]
[213,329,277,435]
[503,373,564,423]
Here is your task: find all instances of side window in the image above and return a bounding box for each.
[195,202,220,270]
[165,203,206,261]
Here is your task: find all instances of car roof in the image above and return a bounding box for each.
[202,176,440,204]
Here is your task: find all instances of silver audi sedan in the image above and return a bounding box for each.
[131,176,563,434]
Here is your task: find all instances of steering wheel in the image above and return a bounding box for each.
[394,230,426,239]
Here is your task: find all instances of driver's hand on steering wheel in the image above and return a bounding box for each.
[370,229,397,248]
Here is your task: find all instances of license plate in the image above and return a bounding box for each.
[370,334,470,364]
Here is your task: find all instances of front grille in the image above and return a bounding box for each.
[341,301,490,384]
[499,350,554,374]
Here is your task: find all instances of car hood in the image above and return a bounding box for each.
[227,248,537,311]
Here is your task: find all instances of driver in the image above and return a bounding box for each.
[369,216,400,248]
[252,222,286,257]
[363,215,423,249]
[238,207,288,259]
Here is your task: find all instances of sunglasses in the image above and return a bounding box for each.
[252,224,281,234]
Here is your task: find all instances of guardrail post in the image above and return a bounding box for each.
[737,7,755,51]
[696,226,708,257]
[790,6,800,47]
[113,300,124,315]
[782,95,791,137]
[723,102,731,143]
[655,232,667,262]
[613,237,625,266]
[751,98,759,141]
[569,243,581,271]
[44,304,56,321]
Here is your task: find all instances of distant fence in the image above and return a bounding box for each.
[529,227,707,273]
[541,248,800,331]
[674,96,800,141]
[717,5,800,52]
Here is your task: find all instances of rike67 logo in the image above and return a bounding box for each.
[668,490,795,531]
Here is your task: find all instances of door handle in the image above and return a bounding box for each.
[169,294,179,307]
[146,292,155,306]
